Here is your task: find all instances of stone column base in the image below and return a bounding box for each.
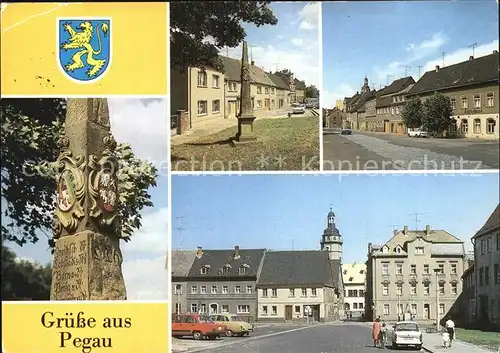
[234,115,257,144]
[50,231,127,300]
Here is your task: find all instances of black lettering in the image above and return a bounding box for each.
[124,317,132,328]
[60,331,72,347]
[41,311,54,328]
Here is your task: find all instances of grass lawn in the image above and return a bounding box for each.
[455,328,500,351]
[171,116,320,171]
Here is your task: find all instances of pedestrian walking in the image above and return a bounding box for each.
[379,322,387,349]
[445,317,455,347]
[372,317,382,347]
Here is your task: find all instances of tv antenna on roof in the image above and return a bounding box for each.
[403,65,411,77]
[417,65,423,78]
[441,52,446,67]
[409,213,423,230]
[468,42,478,57]
[386,75,393,86]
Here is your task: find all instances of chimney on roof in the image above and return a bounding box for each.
[251,60,255,66]
[393,229,398,236]
[435,65,440,72]
[469,56,474,61]
[494,50,499,54]
[425,225,430,235]
[403,226,408,235]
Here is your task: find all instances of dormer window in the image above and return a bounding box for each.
[200,265,211,274]
[238,266,246,275]
[382,246,389,253]
[395,246,402,254]
[349,277,354,282]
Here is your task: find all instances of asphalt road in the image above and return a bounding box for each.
[323,130,499,171]
[189,322,423,353]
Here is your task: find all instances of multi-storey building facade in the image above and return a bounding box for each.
[256,250,340,323]
[171,250,197,314]
[342,263,366,316]
[407,51,499,140]
[171,246,266,322]
[460,262,475,325]
[365,225,466,323]
[323,107,346,128]
[345,77,375,130]
[472,204,500,327]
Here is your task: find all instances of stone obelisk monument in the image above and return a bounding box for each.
[234,40,257,144]
[50,98,126,300]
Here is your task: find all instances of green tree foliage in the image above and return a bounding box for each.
[422,92,453,136]
[170,1,278,71]
[1,245,51,300]
[305,85,319,98]
[1,99,158,248]
[401,98,424,129]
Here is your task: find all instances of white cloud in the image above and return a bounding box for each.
[108,98,169,168]
[123,255,168,300]
[297,2,320,31]
[122,207,168,256]
[323,84,356,109]
[422,39,499,72]
[291,38,304,47]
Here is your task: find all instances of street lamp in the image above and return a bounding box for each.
[433,268,441,329]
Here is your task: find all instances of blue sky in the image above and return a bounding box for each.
[3,98,169,300]
[172,173,499,264]
[322,0,499,108]
[222,2,320,87]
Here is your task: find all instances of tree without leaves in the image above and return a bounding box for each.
[170,1,278,72]
[401,98,424,129]
[1,99,158,248]
[422,92,453,136]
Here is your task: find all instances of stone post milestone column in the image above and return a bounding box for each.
[50,98,126,300]
[234,40,257,143]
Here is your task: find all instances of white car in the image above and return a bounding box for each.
[391,321,423,350]
[292,105,305,114]
[408,128,428,137]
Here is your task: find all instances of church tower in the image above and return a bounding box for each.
[320,207,343,261]
[361,75,370,93]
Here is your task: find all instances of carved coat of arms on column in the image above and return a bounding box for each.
[53,136,86,238]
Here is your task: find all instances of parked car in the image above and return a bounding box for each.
[208,314,254,337]
[292,105,306,114]
[172,313,226,340]
[408,128,428,137]
[341,128,352,135]
[305,103,314,108]
[391,321,423,350]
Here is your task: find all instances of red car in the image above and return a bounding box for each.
[172,313,226,340]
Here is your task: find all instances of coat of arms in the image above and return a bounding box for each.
[57,170,76,212]
[57,18,112,82]
[98,171,117,212]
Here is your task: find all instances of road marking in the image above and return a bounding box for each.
[186,325,324,352]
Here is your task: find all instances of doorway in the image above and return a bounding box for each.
[424,304,430,320]
[228,101,237,119]
[285,305,293,321]
[209,303,219,315]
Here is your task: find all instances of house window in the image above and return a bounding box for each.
[451,263,457,275]
[382,263,389,275]
[473,118,481,134]
[438,263,445,274]
[212,99,220,113]
[397,304,404,315]
[411,304,417,315]
[410,265,416,274]
[396,106,400,114]
[353,303,358,309]
[191,303,198,313]
[485,266,490,285]
[234,286,241,294]
[487,119,496,134]
[222,285,228,294]
[262,289,268,297]
[461,96,468,109]
[257,86,262,94]
[271,288,277,297]
[222,305,229,313]
[396,263,403,275]
[474,94,481,108]
[211,285,217,294]
[197,71,207,87]
[359,303,364,309]
[479,267,484,286]
[175,303,181,314]
[237,305,250,314]
[391,107,395,114]
[265,87,269,94]
[410,284,417,295]
[396,284,403,296]
[301,288,307,297]
[200,304,207,313]
[191,286,198,294]
[424,283,430,295]
[257,100,262,108]
[382,284,389,296]
[359,289,364,297]
[200,267,207,275]
[238,266,247,275]
[311,288,317,296]
[461,119,468,134]
[439,283,445,295]
[494,264,500,284]
[295,305,301,314]
[212,74,220,88]
[246,285,252,294]
[200,285,207,294]
[481,239,485,254]
[272,306,278,315]
[289,288,295,297]
[451,283,457,295]
[383,304,390,315]
[439,304,445,315]
[450,97,456,109]
[486,92,494,107]
[415,247,424,255]
[262,306,268,315]
[174,284,182,295]
[197,100,208,116]
[487,237,492,252]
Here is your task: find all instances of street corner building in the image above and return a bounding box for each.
[343,50,499,140]
[365,224,468,323]
[342,262,367,317]
[170,55,307,135]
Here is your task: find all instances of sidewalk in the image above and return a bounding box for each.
[422,332,498,353]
